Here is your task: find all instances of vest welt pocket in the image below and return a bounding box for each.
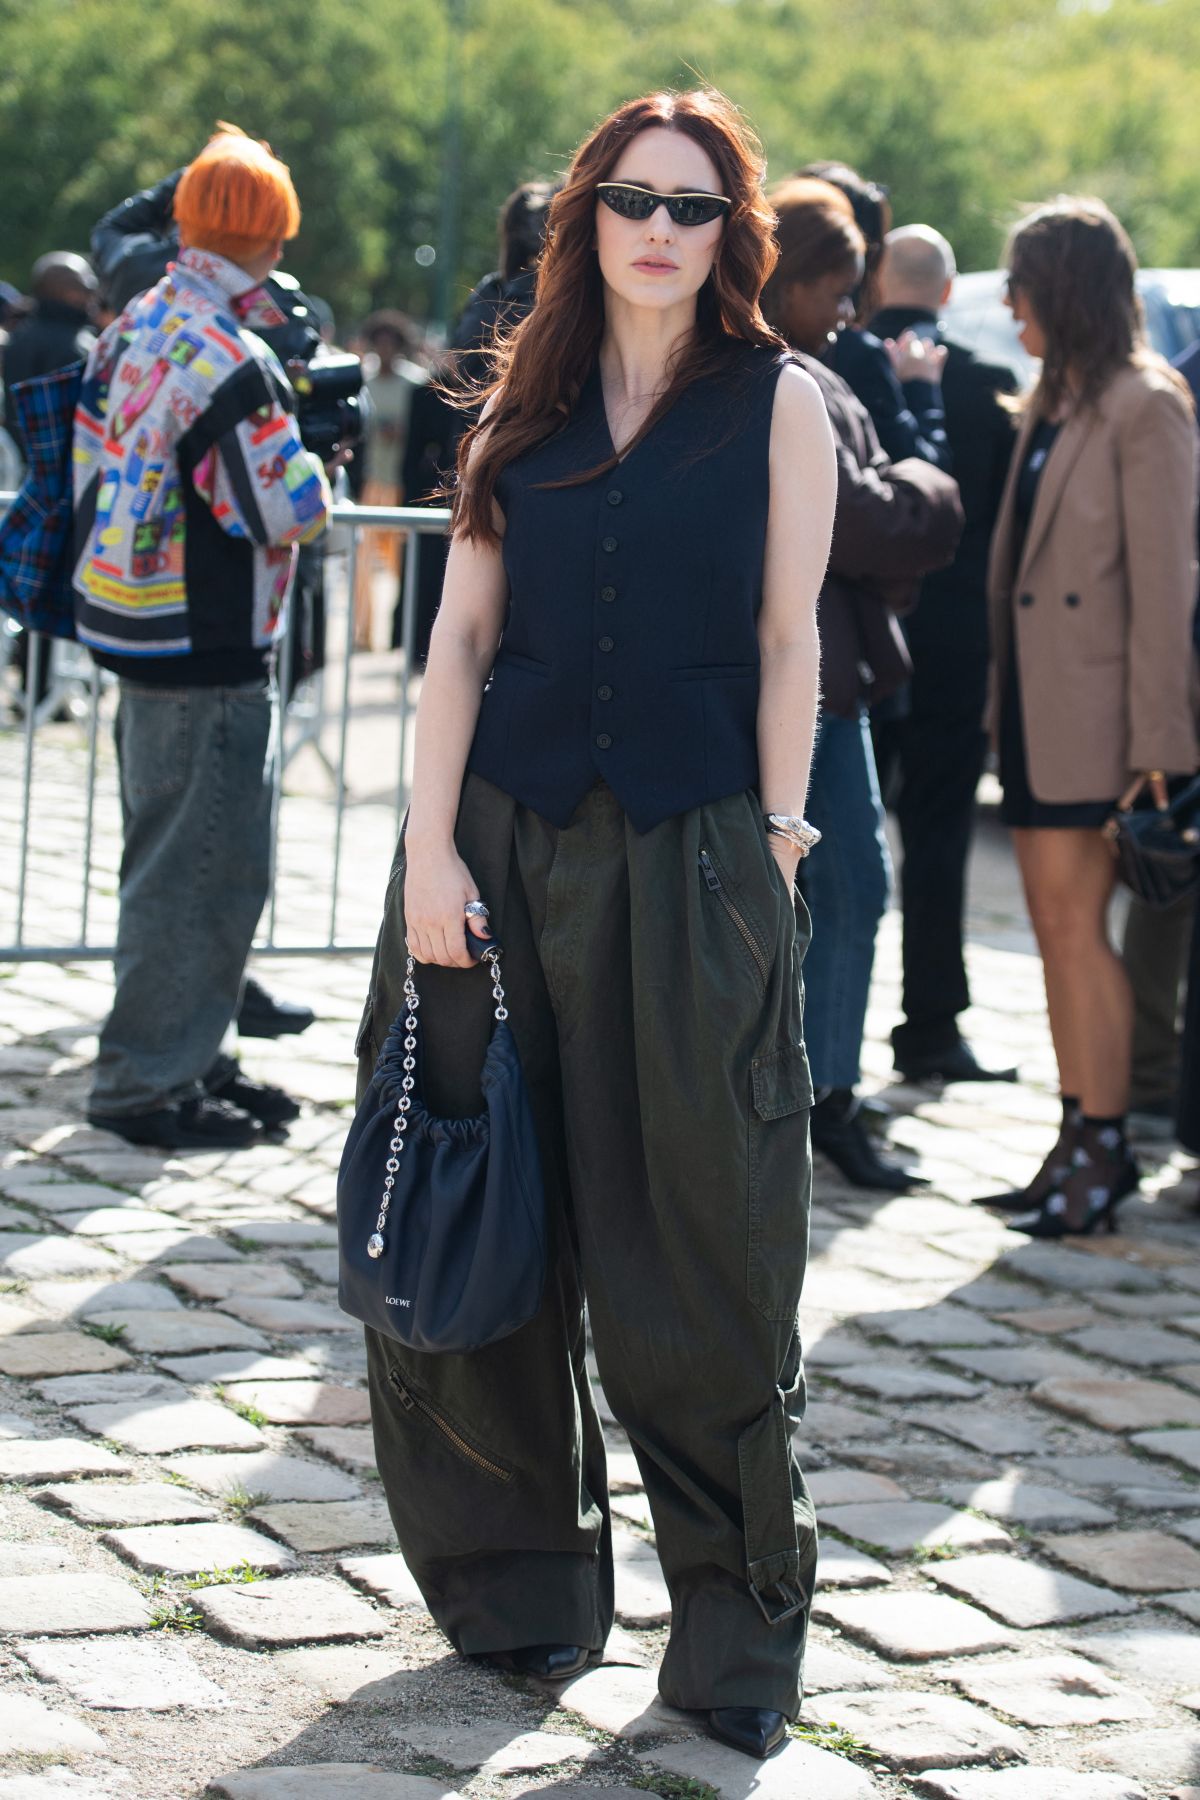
[388,1368,514,1484]
[671,662,758,682]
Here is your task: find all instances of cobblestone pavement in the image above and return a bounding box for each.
[3,701,1200,1798]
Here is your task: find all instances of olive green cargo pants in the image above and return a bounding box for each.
[356,775,817,1714]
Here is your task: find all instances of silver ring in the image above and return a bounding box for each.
[464,901,490,919]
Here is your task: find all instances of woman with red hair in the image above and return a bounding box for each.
[355,90,835,1759]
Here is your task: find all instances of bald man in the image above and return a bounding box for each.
[871,226,1020,1084]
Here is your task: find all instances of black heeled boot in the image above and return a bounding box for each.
[975,1101,1079,1212]
[1009,1118,1139,1238]
[810,1087,927,1191]
[708,1706,788,1759]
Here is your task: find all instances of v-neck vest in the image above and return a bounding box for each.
[466,342,790,831]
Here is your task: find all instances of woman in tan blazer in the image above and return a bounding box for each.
[981,197,1198,1237]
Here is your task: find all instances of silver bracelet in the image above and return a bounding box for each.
[764,813,822,856]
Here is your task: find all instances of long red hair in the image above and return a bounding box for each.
[453,88,784,543]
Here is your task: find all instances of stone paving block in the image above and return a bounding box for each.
[551,1664,699,1738]
[634,1734,879,1798]
[271,1645,424,1703]
[25,1277,182,1316]
[0,1330,132,1378]
[1162,1591,1200,1625]
[248,1497,395,1552]
[1133,1429,1200,1473]
[806,1331,877,1367]
[817,1539,891,1587]
[1044,1527,1200,1593]
[806,1689,1025,1770]
[859,1303,1018,1348]
[1173,1518,1200,1545]
[0,1232,123,1278]
[940,1476,1115,1528]
[939,1345,1095,1386]
[0,1298,57,1336]
[165,1450,360,1502]
[1069,1625,1200,1691]
[223,1218,339,1247]
[1000,1242,1158,1292]
[614,1554,671,1625]
[829,1363,981,1401]
[807,1468,908,1506]
[1035,1376,1200,1431]
[209,1771,461,1800]
[399,1721,594,1772]
[0,1437,129,1481]
[86,1308,269,1353]
[944,1652,1156,1726]
[818,1500,1011,1555]
[70,1396,265,1454]
[104,1520,297,1576]
[1066,1323,1195,1367]
[0,1769,117,1799]
[158,1350,320,1383]
[801,1399,883,1439]
[337,1551,425,1608]
[0,1692,107,1757]
[296,1425,377,1471]
[161,1261,304,1301]
[38,1479,221,1525]
[1165,1365,1200,1393]
[911,1405,1049,1455]
[1118,1484,1200,1510]
[814,1590,1017,1659]
[19,1634,231,1708]
[993,1305,1099,1333]
[288,1248,338,1283]
[918,1772,1145,1799]
[0,1571,152,1634]
[0,1410,35,1436]
[1034,1450,1187,1488]
[1075,1727,1200,1790]
[220,1379,371,1425]
[216,1295,356,1332]
[126,1232,246,1263]
[804,1638,897,1692]
[55,1204,183,1236]
[0,1542,78,1574]
[34,1370,180,1404]
[931,1551,1137,1625]
[193,1575,387,1647]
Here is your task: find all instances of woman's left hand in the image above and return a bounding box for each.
[767,833,803,891]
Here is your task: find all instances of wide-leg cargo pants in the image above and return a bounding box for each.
[355,774,817,1715]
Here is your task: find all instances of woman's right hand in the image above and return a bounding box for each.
[403,841,493,969]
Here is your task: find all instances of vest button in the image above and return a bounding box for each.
[597,684,613,701]
[600,585,617,602]
[607,488,623,506]
[598,636,614,652]
[601,535,618,553]
[1019,592,1035,607]
[595,733,613,750]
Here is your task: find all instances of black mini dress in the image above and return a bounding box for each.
[999,419,1116,830]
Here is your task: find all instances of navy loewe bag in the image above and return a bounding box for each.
[337,936,547,1352]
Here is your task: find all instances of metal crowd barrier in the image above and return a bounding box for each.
[0,499,452,963]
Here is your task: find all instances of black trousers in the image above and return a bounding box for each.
[356,775,817,1714]
[875,705,988,1056]
[1179,898,1200,1155]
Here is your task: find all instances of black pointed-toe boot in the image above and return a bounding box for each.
[708,1706,788,1759]
[488,1643,590,1682]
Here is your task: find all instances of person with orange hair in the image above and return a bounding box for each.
[72,124,332,1150]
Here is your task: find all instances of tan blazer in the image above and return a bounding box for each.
[986,361,1199,804]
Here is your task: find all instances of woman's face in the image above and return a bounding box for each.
[779,264,860,357]
[1004,273,1047,361]
[595,126,726,316]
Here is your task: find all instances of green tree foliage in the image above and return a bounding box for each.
[1,0,1197,331]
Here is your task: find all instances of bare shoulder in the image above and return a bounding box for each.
[771,359,829,438]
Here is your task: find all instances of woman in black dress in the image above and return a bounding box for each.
[355,89,836,1760]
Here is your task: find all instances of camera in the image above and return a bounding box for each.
[260,272,368,462]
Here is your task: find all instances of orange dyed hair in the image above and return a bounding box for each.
[174,122,300,263]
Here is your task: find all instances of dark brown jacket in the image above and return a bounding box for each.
[800,353,964,717]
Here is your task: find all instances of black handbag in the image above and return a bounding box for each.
[1104,774,1200,908]
[337,937,547,1352]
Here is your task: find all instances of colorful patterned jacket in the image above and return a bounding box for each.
[72,247,331,683]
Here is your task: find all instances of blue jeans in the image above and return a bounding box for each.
[799,708,893,1090]
[90,681,275,1117]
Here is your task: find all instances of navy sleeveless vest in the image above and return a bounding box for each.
[467,342,790,832]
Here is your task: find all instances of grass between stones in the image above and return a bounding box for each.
[215,1386,270,1429]
[222,1484,269,1515]
[183,1560,267,1590]
[631,1777,719,1800]
[791,1719,872,1759]
[80,1320,127,1344]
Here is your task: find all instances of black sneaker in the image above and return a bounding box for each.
[237,975,316,1039]
[204,1053,300,1129]
[88,1094,259,1150]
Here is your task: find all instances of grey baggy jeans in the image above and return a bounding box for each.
[90,680,274,1117]
[356,776,818,1716]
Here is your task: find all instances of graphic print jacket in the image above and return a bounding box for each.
[72,247,331,683]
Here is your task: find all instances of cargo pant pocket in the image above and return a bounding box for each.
[738,1373,813,1625]
[747,1044,813,1321]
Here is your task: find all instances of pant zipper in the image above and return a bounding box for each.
[388,1369,512,1482]
[699,847,769,987]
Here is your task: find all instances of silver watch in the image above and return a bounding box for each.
[764,813,822,856]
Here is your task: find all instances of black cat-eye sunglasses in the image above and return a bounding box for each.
[596,182,731,227]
